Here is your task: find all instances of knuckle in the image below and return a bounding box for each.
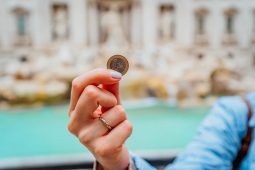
[84,85,98,99]
[72,78,80,90]
[119,112,127,121]
[115,105,125,114]
[67,122,77,134]
[78,130,90,144]
[124,120,133,134]
[68,110,75,117]
[110,96,118,106]
[115,105,127,120]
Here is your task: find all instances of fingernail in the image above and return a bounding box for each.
[110,70,122,79]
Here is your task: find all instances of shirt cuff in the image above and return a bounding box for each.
[93,158,136,170]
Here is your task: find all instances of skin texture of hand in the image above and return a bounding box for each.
[68,68,133,170]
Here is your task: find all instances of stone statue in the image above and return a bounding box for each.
[160,10,174,42]
[53,8,68,40]
[101,5,128,50]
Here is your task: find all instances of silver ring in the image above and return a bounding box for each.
[99,116,112,130]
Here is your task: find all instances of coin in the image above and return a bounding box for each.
[107,55,129,75]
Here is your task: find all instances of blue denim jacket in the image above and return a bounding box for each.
[131,92,255,170]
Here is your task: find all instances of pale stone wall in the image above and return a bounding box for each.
[0,0,255,105]
[0,0,254,53]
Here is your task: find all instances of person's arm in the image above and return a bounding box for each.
[67,69,248,170]
[125,96,248,170]
[94,96,248,170]
[166,96,248,170]
[123,96,248,170]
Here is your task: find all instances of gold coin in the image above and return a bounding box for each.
[107,55,129,75]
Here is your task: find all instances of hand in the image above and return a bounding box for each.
[68,68,133,170]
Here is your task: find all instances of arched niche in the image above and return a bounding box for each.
[222,8,238,45]
[89,0,133,47]
[158,4,176,43]
[51,3,69,41]
[12,7,31,46]
[194,8,210,46]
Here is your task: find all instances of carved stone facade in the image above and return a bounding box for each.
[0,0,255,105]
[0,0,254,51]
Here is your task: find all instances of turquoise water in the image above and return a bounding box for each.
[0,104,209,159]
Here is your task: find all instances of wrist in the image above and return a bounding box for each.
[104,165,129,170]
[94,159,134,170]
[95,147,131,170]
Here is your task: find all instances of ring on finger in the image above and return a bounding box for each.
[98,116,112,130]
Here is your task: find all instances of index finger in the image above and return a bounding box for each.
[69,68,122,114]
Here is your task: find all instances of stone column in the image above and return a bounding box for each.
[88,2,99,47]
[210,3,224,50]
[0,2,4,48]
[69,0,87,46]
[39,0,51,46]
[237,3,251,48]
[175,0,193,48]
[31,0,50,47]
[131,1,142,48]
[141,0,157,49]
[123,6,130,42]
[0,1,12,49]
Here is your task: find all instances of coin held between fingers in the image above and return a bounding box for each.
[107,55,129,76]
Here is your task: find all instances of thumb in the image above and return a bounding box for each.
[101,82,121,112]
[102,82,120,104]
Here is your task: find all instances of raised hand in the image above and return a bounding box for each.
[68,68,132,170]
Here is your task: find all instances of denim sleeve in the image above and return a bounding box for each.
[165,96,248,170]
[131,97,248,170]
[130,153,157,170]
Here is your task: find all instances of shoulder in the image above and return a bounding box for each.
[216,96,245,113]
[167,96,248,170]
[202,96,248,139]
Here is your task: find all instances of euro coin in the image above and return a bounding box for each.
[107,55,129,75]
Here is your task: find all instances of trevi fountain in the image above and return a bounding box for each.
[0,0,255,107]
